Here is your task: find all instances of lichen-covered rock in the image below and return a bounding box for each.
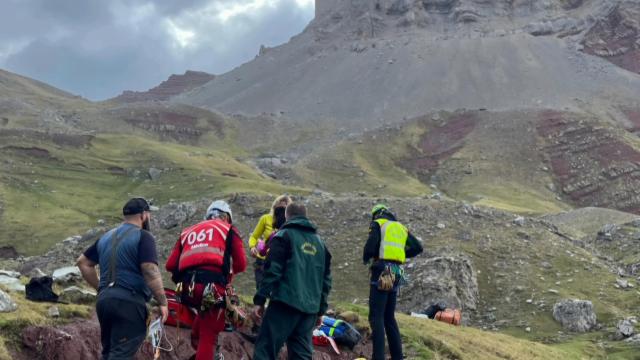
[552,299,597,332]
[52,266,82,284]
[59,286,96,304]
[0,274,24,292]
[616,318,635,339]
[0,288,17,312]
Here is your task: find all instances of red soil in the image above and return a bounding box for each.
[537,112,640,212]
[14,314,372,360]
[406,113,479,175]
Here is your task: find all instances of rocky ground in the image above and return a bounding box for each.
[4,194,640,338]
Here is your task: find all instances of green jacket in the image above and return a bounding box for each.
[253,216,332,315]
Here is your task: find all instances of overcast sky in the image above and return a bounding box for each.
[0,0,314,100]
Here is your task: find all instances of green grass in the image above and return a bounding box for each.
[337,304,584,359]
[0,133,302,255]
[459,182,570,215]
[295,123,432,196]
[0,284,92,359]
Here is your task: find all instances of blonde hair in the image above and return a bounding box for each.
[270,195,292,216]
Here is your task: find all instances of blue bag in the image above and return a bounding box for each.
[319,316,362,349]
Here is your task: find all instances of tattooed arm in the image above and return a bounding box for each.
[141,262,169,323]
[141,262,168,306]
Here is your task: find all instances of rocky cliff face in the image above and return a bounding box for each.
[178,0,640,126]
[113,70,214,103]
[312,0,599,37]
[582,1,640,75]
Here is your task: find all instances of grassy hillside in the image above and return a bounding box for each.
[338,303,583,360]
[294,121,432,196]
[0,132,299,255]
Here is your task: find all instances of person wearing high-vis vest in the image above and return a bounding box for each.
[363,204,423,360]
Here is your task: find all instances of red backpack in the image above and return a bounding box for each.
[164,288,196,328]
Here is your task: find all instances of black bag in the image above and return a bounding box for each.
[25,276,60,302]
[423,302,447,319]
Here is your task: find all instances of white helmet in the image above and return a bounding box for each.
[205,200,233,223]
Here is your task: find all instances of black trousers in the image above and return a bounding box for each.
[96,293,148,360]
[254,301,316,360]
[369,285,403,360]
[254,259,265,290]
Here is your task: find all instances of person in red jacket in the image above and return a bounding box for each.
[166,200,247,360]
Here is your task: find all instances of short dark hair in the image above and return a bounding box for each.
[285,203,306,218]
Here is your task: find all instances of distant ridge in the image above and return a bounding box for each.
[111,70,214,103]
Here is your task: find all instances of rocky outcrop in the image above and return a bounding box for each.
[0,272,24,292]
[537,113,640,214]
[152,201,199,230]
[0,288,17,312]
[582,2,640,75]
[398,256,478,313]
[112,71,215,103]
[552,299,597,332]
[52,266,82,284]
[148,167,162,181]
[615,318,635,339]
[59,286,96,305]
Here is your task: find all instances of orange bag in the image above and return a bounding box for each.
[434,309,461,325]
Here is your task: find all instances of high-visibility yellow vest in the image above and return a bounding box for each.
[375,219,408,263]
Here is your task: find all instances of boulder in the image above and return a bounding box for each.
[616,278,631,289]
[152,202,198,230]
[0,270,20,278]
[598,224,618,240]
[48,306,60,318]
[52,266,82,284]
[148,167,162,181]
[0,288,17,312]
[59,286,96,304]
[0,274,24,292]
[616,318,635,339]
[513,216,526,226]
[552,299,597,332]
[398,256,478,314]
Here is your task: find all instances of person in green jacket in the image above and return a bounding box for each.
[252,202,332,360]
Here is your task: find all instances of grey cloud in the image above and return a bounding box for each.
[0,0,313,100]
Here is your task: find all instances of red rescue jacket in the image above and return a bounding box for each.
[165,219,247,275]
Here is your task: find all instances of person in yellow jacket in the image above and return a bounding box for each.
[249,195,291,289]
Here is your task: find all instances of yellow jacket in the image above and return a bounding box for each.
[249,214,273,260]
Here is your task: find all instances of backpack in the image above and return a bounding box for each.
[25,276,59,303]
[422,302,447,319]
[319,316,362,349]
[435,308,462,325]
